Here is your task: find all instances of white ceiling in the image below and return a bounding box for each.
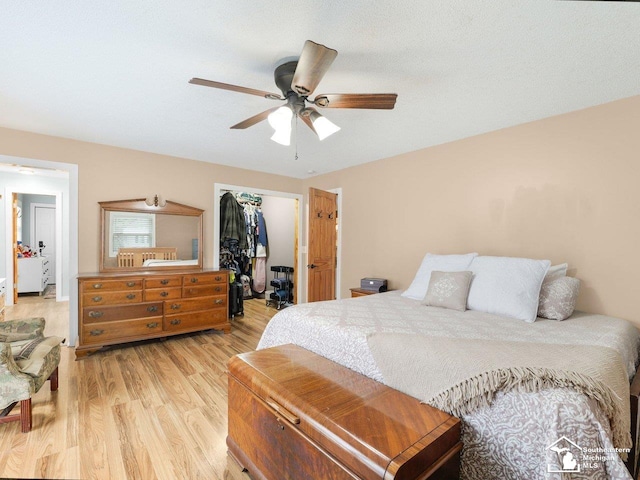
[1,1,639,179]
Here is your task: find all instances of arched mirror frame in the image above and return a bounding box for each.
[99,198,203,273]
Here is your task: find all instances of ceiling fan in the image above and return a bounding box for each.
[189,40,398,146]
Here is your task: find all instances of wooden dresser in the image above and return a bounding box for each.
[76,270,230,358]
[228,344,462,480]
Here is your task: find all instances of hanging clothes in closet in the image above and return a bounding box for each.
[253,207,268,294]
[220,191,269,299]
[236,193,269,295]
[220,192,248,250]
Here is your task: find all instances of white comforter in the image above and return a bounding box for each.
[257,291,640,480]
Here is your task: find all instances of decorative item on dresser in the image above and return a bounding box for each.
[76,270,230,358]
[228,344,462,480]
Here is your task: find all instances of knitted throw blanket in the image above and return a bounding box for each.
[367,333,631,454]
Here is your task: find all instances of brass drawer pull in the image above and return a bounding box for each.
[89,329,104,336]
[170,304,181,310]
[214,286,222,293]
[147,306,158,313]
[266,397,300,425]
[88,311,104,318]
[126,282,136,287]
[93,283,102,289]
[214,299,224,305]
[147,322,159,329]
[126,294,136,300]
[190,277,199,283]
[170,319,181,326]
[92,296,103,302]
[215,276,222,281]
[160,291,169,297]
[161,279,170,285]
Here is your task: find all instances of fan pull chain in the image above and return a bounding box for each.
[294,114,299,161]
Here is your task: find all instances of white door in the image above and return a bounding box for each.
[34,205,56,281]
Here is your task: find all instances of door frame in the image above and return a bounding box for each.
[7,192,62,301]
[29,202,57,286]
[30,202,56,279]
[213,183,304,304]
[1,155,78,346]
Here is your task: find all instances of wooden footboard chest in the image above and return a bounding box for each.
[227,344,462,480]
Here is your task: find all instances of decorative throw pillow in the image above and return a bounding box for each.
[538,276,581,321]
[545,263,568,282]
[402,253,478,301]
[422,271,473,311]
[467,256,551,323]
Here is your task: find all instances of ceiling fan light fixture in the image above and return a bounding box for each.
[268,106,293,145]
[270,127,291,146]
[310,111,340,140]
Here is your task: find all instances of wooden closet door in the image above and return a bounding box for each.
[307,188,337,303]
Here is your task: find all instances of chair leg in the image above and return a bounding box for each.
[49,366,59,392]
[20,399,32,433]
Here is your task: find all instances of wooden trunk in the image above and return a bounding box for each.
[227,344,462,480]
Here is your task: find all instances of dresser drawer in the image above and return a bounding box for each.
[82,302,163,324]
[82,290,143,306]
[164,309,228,332]
[82,317,163,345]
[144,276,182,288]
[183,284,226,297]
[165,295,226,314]
[144,287,182,302]
[81,279,143,292]
[182,272,227,286]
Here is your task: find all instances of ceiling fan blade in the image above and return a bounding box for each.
[313,93,398,109]
[230,106,282,129]
[189,78,284,100]
[291,40,338,96]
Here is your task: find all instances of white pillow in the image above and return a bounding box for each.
[467,256,551,323]
[402,253,478,300]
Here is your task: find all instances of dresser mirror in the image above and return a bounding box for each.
[99,198,203,272]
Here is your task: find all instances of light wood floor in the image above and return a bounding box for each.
[6,293,70,342]
[0,298,277,480]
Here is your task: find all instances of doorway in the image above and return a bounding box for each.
[1,157,79,346]
[213,183,304,304]
[13,194,59,301]
[32,202,56,281]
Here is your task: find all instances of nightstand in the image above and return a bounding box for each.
[350,288,390,298]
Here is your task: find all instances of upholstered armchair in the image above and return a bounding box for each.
[0,317,63,432]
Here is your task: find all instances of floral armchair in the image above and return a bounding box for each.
[0,317,63,432]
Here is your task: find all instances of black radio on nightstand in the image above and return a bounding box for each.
[360,277,388,292]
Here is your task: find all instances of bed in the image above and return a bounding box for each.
[258,288,640,479]
[116,247,177,267]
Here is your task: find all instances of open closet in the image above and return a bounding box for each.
[217,186,298,313]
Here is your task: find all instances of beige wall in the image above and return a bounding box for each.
[2,95,639,326]
[304,95,640,326]
[0,127,301,273]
